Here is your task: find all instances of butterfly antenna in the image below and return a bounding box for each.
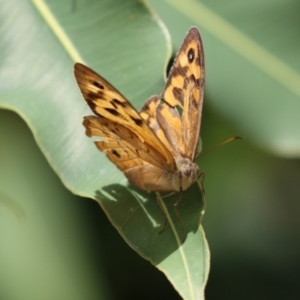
[199,136,243,156]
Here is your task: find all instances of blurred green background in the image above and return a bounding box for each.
[1,0,300,299]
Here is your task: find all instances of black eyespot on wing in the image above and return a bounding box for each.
[111,98,127,109]
[172,87,184,105]
[96,90,111,101]
[88,101,97,112]
[111,149,121,158]
[187,48,195,63]
[87,92,99,101]
[130,116,143,126]
[112,98,126,107]
[172,65,188,77]
[93,81,104,89]
[105,108,120,116]
[189,74,196,83]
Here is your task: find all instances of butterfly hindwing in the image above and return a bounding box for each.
[83,115,171,171]
[83,115,178,191]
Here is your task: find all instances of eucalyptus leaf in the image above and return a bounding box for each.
[0,0,209,299]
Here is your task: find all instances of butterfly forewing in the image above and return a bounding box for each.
[74,63,176,169]
[161,27,205,160]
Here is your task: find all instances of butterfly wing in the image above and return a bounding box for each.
[140,96,182,160]
[74,63,177,172]
[83,115,178,191]
[161,27,205,160]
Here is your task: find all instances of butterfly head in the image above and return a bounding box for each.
[176,158,199,191]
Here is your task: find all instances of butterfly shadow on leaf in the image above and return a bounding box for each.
[94,182,204,264]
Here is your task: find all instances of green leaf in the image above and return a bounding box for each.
[0,0,209,299]
[0,110,110,299]
[148,0,300,157]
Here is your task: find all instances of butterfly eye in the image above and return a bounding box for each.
[187,48,195,63]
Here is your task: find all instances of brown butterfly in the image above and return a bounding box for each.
[74,27,205,241]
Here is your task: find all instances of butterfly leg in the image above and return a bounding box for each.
[161,191,176,198]
[155,192,171,234]
[197,171,206,223]
[174,190,187,243]
[156,191,177,233]
[197,171,205,195]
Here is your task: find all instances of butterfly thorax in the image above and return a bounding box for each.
[175,157,199,191]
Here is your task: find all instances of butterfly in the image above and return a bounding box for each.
[74,27,205,241]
